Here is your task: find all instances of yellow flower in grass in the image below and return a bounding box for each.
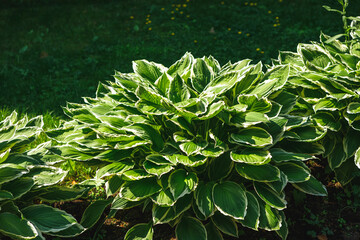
[183,4,187,7]
[194,40,198,43]
[161,7,165,11]
[171,32,175,36]
[171,17,175,20]
[238,31,242,34]
[130,16,134,19]
[268,10,272,14]
[148,27,152,31]
[256,48,260,51]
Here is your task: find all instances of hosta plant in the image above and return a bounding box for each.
[47,53,328,240]
[0,111,89,239]
[272,10,360,185]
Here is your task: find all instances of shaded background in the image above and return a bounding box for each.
[1,0,360,115]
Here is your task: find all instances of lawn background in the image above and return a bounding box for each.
[1,0,360,116]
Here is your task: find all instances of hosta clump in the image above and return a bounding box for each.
[48,53,327,239]
[0,111,88,240]
[273,16,360,185]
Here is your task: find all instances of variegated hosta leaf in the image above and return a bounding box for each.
[211,211,238,237]
[176,216,207,240]
[235,163,280,182]
[120,178,161,201]
[168,169,198,201]
[212,181,247,220]
[230,149,271,165]
[195,182,216,218]
[253,182,287,210]
[230,127,273,148]
[238,191,260,230]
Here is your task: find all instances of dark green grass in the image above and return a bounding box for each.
[1,0,360,115]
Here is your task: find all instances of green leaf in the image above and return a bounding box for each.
[347,102,360,114]
[168,74,191,103]
[237,95,272,113]
[26,166,67,188]
[64,107,101,124]
[328,140,347,169]
[125,222,153,240]
[313,98,347,112]
[133,59,165,83]
[190,58,212,93]
[248,65,290,97]
[230,127,273,148]
[22,204,78,233]
[106,175,123,197]
[111,195,144,210]
[211,211,238,237]
[151,188,175,206]
[0,190,13,201]
[122,169,153,181]
[80,199,112,229]
[96,160,135,179]
[179,141,206,156]
[277,141,324,155]
[254,182,287,210]
[235,163,280,182]
[47,223,85,238]
[38,186,85,202]
[152,195,192,224]
[195,182,216,218]
[123,123,164,151]
[239,191,260,230]
[120,178,161,201]
[143,161,173,177]
[169,169,198,200]
[0,212,38,239]
[203,72,242,95]
[300,44,333,69]
[205,221,224,240]
[354,147,360,169]
[0,125,16,141]
[334,158,357,186]
[0,148,10,164]
[276,211,288,240]
[258,200,282,231]
[288,126,326,142]
[0,163,28,185]
[1,177,34,199]
[277,162,310,183]
[270,148,315,163]
[292,176,327,196]
[271,91,297,114]
[231,111,269,127]
[230,149,271,165]
[169,153,206,166]
[208,153,233,181]
[176,216,207,240]
[213,181,247,220]
[167,52,193,77]
[155,73,171,96]
[198,101,225,120]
